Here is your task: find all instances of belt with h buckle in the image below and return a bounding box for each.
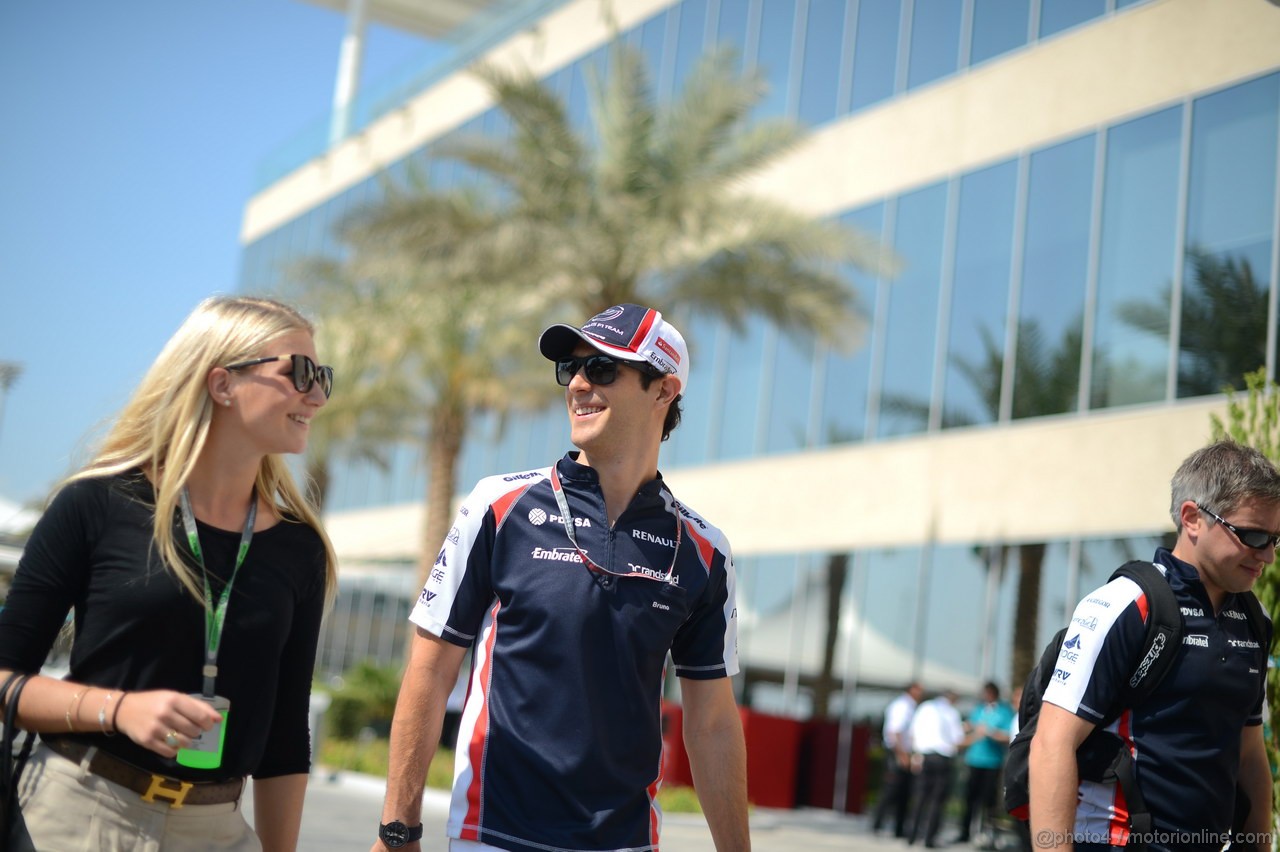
[42,736,244,808]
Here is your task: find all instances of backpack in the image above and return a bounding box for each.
[1003,560,1268,842]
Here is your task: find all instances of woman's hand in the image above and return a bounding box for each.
[113,689,222,758]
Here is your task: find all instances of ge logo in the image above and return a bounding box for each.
[528,508,548,525]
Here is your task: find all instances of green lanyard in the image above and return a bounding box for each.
[178,486,256,698]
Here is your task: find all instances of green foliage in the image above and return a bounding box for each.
[318,737,455,790]
[1208,367,1280,812]
[656,785,704,814]
[451,40,885,342]
[320,661,402,739]
[315,734,702,812]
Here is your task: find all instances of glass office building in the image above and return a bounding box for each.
[242,0,1280,778]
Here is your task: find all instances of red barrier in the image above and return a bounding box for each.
[797,718,871,813]
[739,708,803,809]
[660,701,694,787]
[662,702,806,809]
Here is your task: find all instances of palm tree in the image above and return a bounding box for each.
[447,42,884,334]
[280,256,420,509]
[1118,247,1267,398]
[299,41,884,668]
[435,41,885,710]
[332,184,551,592]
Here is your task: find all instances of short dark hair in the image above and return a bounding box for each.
[638,371,683,441]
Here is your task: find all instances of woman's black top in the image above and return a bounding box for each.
[0,471,326,782]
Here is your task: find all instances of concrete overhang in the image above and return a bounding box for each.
[299,0,516,38]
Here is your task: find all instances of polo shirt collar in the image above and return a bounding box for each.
[556,452,669,506]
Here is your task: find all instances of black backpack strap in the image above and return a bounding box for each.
[1105,747,1153,849]
[1098,561,1182,849]
[1108,561,1183,711]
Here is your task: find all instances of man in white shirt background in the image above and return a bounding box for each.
[907,689,965,848]
[872,681,923,838]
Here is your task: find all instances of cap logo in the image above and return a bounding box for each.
[655,337,681,364]
[594,307,625,321]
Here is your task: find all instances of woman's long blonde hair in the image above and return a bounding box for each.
[67,295,337,607]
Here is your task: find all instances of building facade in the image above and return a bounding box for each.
[241,0,1280,801]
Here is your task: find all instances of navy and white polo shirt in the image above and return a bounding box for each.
[409,453,739,852]
[1041,548,1268,851]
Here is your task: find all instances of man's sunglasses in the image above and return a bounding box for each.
[1196,503,1280,551]
[555,354,662,387]
[224,354,334,399]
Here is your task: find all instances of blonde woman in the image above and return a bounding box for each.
[0,296,337,851]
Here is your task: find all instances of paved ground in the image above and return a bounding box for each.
[245,769,892,851]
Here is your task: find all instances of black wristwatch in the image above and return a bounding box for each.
[378,821,423,848]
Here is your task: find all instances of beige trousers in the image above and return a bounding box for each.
[10,742,261,852]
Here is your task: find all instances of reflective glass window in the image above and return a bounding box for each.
[923,544,991,681]
[672,0,711,93]
[797,0,848,126]
[480,104,507,140]
[429,143,455,189]
[1038,0,1106,39]
[1025,542,1071,658]
[1178,74,1279,398]
[906,0,963,91]
[735,554,802,681]
[765,330,817,453]
[566,57,590,131]
[717,315,768,459]
[390,442,423,504]
[1015,135,1094,419]
[490,414,528,479]
[987,546,1018,687]
[969,0,1029,67]
[322,183,356,264]
[1091,107,1182,410]
[457,411,498,491]
[549,405,571,463]
[878,182,948,438]
[848,0,902,112]
[1077,535,1168,601]
[754,0,799,119]
[451,116,487,188]
[239,237,266,292]
[666,312,719,468]
[288,208,316,269]
[273,217,306,290]
[943,159,1019,428]
[819,203,885,445]
[862,547,925,676]
[715,0,751,66]
[639,10,670,87]
[261,225,288,292]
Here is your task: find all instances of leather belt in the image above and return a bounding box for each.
[42,737,244,808]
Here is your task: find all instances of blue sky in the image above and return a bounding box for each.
[0,1,445,505]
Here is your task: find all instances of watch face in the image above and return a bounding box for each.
[380,821,409,847]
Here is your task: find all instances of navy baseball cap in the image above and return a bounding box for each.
[539,304,690,395]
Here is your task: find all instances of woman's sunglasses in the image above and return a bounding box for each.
[224,354,334,398]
